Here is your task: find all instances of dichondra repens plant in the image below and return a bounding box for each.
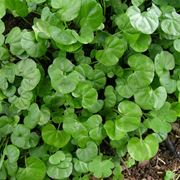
[0,0,179,179]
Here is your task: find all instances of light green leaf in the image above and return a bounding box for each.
[155,51,175,77]
[24,103,41,129]
[146,102,177,133]
[16,157,46,180]
[82,88,98,109]
[21,31,47,58]
[74,159,89,173]
[115,71,134,98]
[134,86,167,110]
[47,153,72,179]
[124,33,151,52]
[127,134,159,161]
[49,26,77,45]
[51,0,81,21]
[173,39,180,52]
[96,36,127,66]
[89,156,114,178]
[161,12,180,36]
[42,124,71,148]
[6,0,28,17]
[132,0,144,6]
[10,124,30,148]
[127,54,154,89]
[104,120,126,140]
[127,4,161,34]
[4,145,20,163]
[116,101,142,132]
[76,141,98,162]
[49,151,65,165]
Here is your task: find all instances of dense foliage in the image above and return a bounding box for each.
[0,0,179,179]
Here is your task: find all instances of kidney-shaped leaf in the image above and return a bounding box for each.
[51,0,81,21]
[127,4,161,34]
[96,36,127,66]
[16,157,46,180]
[76,141,98,162]
[127,134,159,161]
[127,54,154,89]
[161,12,180,36]
[89,156,114,178]
[134,86,167,110]
[155,51,175,77]
[116,101,142,132]
[42,124,71,148]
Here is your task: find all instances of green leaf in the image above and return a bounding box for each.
[10,124,30,148]
[42,124,71,148]
[48,64,80,94]
[116,101,142,132]
[49,151,65,165]
[5,27,25,56]
[115,71,134,98]
[161,12,180,36]
[0,1,6,18]
[127,54,154,89]
[174,39,180,52]
[132,0,144,6]
[78,0,103,31]
[4,145,20,163]
[21,31,47,58]
[104,120,126,140]
[104,86,116,108]
[159,73,176,94]
[127,134,159,161]
[82,88,98,109]
[76,141,98,162]
[74,159,89,173]
[127,4,161,34]
[16,157,46,180]
[24,103,41,129]
[51,0,81,21]
[96,36,127,66]
[134,86,167,110]
[89,156,114,178]
[155,51,175,77]
[6,0,28,17]
[124,33,151,52]
[146,102,177,133]
[47,153,72,179]
[49,26,77,45]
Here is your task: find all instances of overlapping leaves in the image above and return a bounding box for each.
[0,0,179,179]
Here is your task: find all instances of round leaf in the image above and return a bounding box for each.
[16,157,46,180]
[127,134,159,161]
[42,124,71,148]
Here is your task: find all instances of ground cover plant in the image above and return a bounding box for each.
[0,0,179,179]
